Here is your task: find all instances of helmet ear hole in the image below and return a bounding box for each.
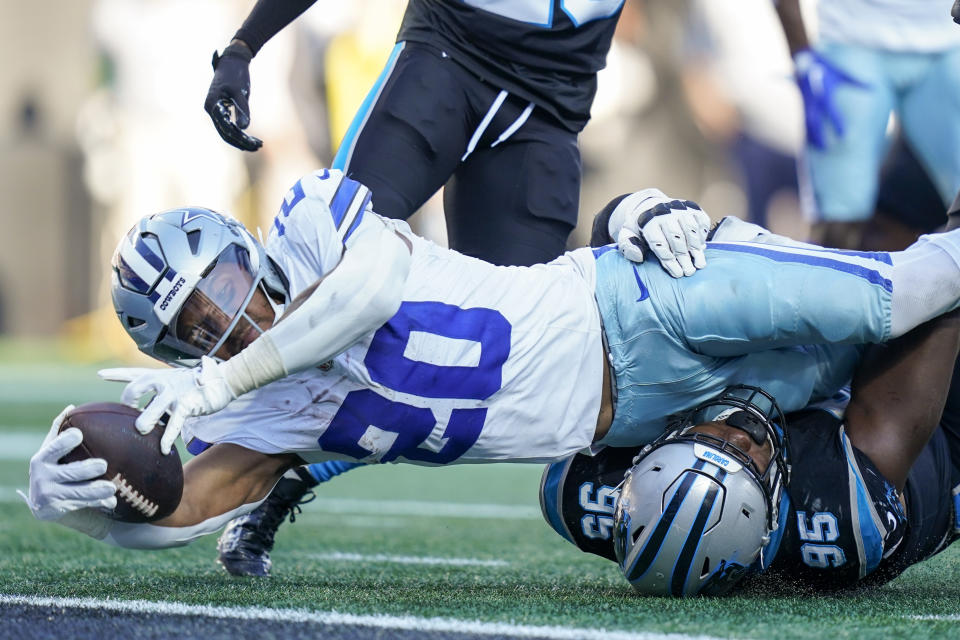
[186,230,202,255]
[632,525,646,544]
[701,557,711,578]
[126,316,145,329]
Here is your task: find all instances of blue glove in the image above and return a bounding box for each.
[793,49,868,150]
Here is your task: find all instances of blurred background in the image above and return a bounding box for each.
[0,0,820,364]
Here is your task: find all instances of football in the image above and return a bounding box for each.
[58,402,184,523]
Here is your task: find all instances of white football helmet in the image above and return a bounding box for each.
[110,207,286,366]
[613,386,789,597]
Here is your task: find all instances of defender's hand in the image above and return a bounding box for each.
[22,405,117,522]
[610,189,711,278]
[793,49,868,150]
[204,43,263,152]
[99,357,236,455]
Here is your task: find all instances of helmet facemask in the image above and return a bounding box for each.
[169,243,278,362]
[666,386,789,534]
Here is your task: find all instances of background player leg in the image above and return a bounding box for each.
[896,46,960,230]
[334,42,469,220]
[802,44,892,249]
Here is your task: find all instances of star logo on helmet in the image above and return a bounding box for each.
[180,208,223,226]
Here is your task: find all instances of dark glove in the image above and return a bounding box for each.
[204,42,263,151]
[952,0,960,24]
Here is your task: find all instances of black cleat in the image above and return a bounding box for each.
[216,468,318,577]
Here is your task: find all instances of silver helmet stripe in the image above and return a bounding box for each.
[623,459,706,581]
[670,469,726,596]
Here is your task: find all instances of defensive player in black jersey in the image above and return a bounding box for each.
[203,0,645,577]
[205,0,625,265]
[540,310,960,595]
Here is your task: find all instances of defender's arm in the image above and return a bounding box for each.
[844,310,960,490]
[205,0,319,150]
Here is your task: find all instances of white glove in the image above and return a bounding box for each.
[609,189,711,277]
[20,405,118,538]
[98,356,236,455]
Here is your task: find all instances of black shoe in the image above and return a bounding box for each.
[216,468,318,577]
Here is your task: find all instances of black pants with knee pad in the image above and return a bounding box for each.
[333,42,580,267]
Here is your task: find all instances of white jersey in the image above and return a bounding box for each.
[818,0,960,53]
[183,169,604,464]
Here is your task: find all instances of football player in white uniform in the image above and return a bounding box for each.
[23,168,960,551]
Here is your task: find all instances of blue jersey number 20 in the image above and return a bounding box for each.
[319,301,511,464]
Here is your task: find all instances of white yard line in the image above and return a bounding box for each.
[302,551,509,567]
[0,594,726,640]
[0,488,23,503]
[0,432,43,460]
[908,615,960,622]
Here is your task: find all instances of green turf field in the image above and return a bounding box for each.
[1,359,958,639]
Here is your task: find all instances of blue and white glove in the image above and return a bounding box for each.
[99,356,236,455]
[608,189,711,278]
[793,49,868,150]
[20,405,117,538]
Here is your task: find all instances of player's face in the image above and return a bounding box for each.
[687,420,774,473]
[215,285,275,358]
[174,245,276,359]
